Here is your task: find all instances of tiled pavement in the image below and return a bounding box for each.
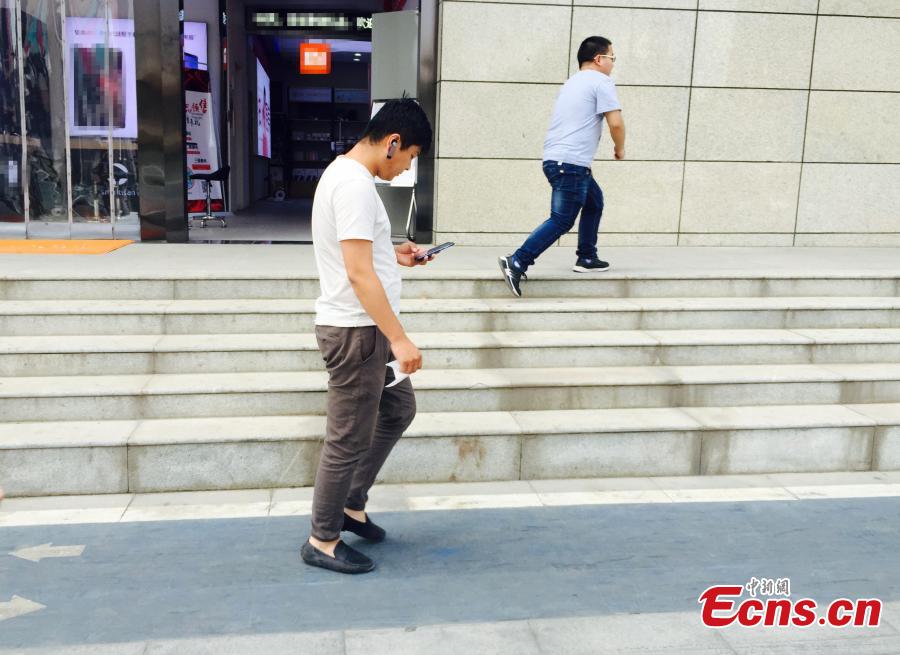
[2,473,900,654]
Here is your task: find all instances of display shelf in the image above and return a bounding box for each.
[281,86,371,198]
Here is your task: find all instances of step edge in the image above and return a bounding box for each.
[1,404,895,449]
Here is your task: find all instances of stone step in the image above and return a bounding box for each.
[1,363,899,421]
[2,329,900,376]
[1,273,897,301]
[2,403,898,496]
[1,296,898,336]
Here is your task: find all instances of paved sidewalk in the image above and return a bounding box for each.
[2,474,899,654]
[1,244,899,279]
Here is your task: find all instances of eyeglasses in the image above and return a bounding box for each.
[595,54,616,63]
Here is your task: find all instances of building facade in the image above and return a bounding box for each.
[433,0,900,246]
[1,0,897,245]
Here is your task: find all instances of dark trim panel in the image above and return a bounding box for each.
[416,0,438,243]
[135,0,187,242]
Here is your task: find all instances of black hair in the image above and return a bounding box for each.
[361,98,432,155]
[577,36,612,66]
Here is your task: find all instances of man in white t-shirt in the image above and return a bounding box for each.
[499,36,626,297]
[302,99,435,574]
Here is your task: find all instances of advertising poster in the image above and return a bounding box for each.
[184,69,223,214]
[66,17,138,139]
[256,58,270,158]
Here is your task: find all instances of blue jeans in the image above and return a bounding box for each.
[511,161,604,273]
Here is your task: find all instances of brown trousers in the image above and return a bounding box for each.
[310,325,416,541]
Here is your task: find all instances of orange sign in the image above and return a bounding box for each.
[300,43,331,75]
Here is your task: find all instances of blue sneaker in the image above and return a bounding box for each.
[573,257,610,273]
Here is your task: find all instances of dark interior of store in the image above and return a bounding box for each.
[228,35,372,241]
[187,0,417,243]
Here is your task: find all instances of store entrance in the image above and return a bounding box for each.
[181,0,432,244]
[186,2,394,243]
[237,35,372,241]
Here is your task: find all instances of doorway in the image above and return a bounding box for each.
[238,35,372,242]
[187,1,402,243]
[181,0,433,244]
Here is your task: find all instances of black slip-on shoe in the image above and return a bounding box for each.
[343,513,386,542]
[498,255,523,297]
[573,257,610,273]
[301,540,375,574]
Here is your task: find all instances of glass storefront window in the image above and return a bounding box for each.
[67,0,112,235]
[0,0,24,235]
[22,0,70,235]
[109,0,138,239]
[1,0,139,239]
[66,0,138,238]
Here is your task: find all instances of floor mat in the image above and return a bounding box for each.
[0,240,134,255]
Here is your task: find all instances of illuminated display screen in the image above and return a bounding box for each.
[256,58,270,158]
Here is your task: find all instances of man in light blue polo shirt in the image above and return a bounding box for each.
[499,36,626,297]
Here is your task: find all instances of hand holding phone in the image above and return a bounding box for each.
[414,241,455,261]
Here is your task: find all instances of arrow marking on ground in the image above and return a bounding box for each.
[0,596,46,621]
[10,543,86,562]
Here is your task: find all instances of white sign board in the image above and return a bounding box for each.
[185,87,223,214]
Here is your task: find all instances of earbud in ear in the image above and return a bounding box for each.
[387,140,398,159]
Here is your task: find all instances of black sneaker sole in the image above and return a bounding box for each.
[498,257,523,297]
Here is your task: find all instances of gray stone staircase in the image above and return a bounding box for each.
[1,269,899,497]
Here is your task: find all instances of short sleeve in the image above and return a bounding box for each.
[333,178,377,242]
[596,78,622,115]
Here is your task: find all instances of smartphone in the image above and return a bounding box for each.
[415,241,455,261]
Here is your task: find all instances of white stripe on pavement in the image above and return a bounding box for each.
[1,472,899,528]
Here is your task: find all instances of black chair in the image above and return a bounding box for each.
[189,165,229,228]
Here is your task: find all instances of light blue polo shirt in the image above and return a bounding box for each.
[542,70,621,168]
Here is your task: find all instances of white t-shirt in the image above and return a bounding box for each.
[543,70,621,168]
[312,156,401,327]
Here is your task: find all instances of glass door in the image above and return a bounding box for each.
[22,0,70,237]
[1,0,141,239]
[0,0,24,236]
